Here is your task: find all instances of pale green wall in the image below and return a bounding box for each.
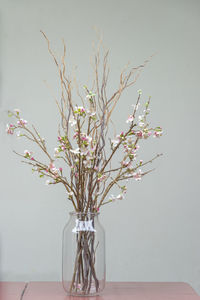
[1,0,200,295]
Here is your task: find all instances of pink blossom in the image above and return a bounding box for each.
[97,174,107,182]
[126,115,134,123]
[122,161,129,167]
[123,145,128,153]
[49,163,55,170]
[49,163,59,176]
[126,162,132,169]
[59,167,63,172]
[7,129,13,135]
[24,150,32,158]
[61,145,67,151]
[73,132,78,139]
[143,131,152,139]
[153,131,163,138]
[74,106,86,116]
[135,145,140,151]
[17,119,27,126]
[6,124,14,135]
[81,134,92,143]
[136,131,143,138]
[133,169,142,181]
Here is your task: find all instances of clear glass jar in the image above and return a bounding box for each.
[62,212,106,296]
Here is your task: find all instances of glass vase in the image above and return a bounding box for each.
[62,212,106,296]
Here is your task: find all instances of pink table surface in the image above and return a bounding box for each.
[0,282,27,300]
[22,281,200,300]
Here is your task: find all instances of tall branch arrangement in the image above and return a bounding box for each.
[6,32,163,213]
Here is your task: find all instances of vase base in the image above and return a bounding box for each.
[63,279,105,296]
[67,291,101,297]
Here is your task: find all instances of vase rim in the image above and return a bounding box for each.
[69,211,100,216]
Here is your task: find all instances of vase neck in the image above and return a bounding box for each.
[69,211,99,218]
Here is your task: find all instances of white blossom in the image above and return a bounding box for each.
[67,191,74,197]
[14,108,21,114]
[116,194,124,200]
[132,103,140,111]
[111,139,119,147]
[69,116,77,127]
[70,148,80,155]
[54,147,60,157]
